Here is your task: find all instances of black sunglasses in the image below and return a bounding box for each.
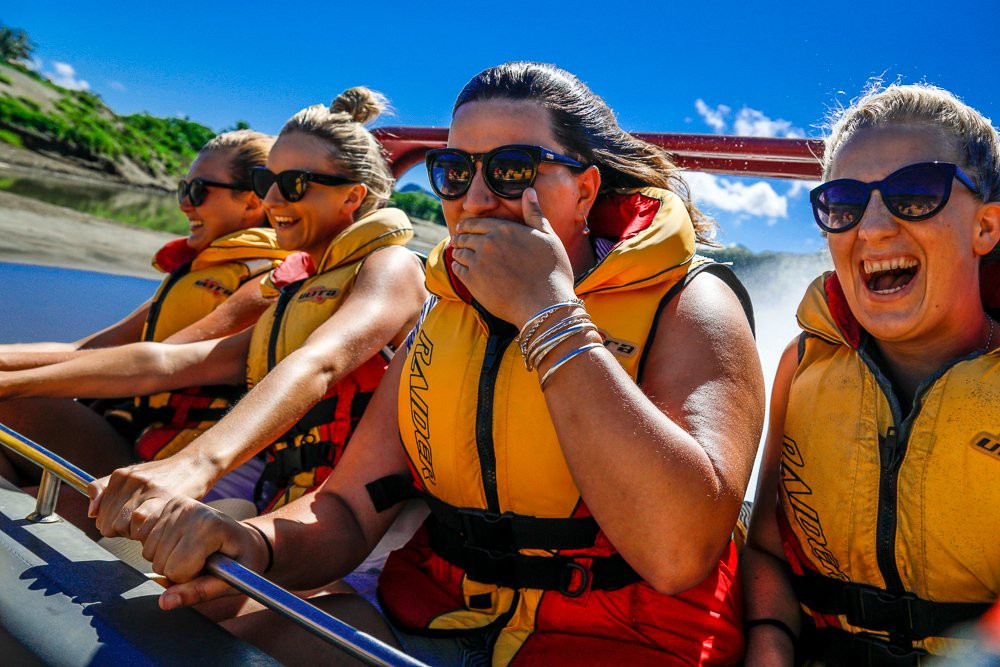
[177,178,247,207]
[810,161,981,233]
[250,167,356,203]
[425,144,586,200]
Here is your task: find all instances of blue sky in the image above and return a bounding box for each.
[4,1,997,253]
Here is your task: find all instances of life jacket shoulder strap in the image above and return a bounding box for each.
[636,261,755,383]
[792,569,991,640]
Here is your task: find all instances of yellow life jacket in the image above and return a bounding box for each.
[778,271,1000,661]
[375,189,752,666]
[113,229,289,461]
[246,208,413,510]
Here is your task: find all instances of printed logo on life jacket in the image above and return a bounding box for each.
[600,334,638,359]
[409,329,435,485]
[780,435,848,580]
[972,432,1000,459]
[193,278,234,297]
[297,286,339,303]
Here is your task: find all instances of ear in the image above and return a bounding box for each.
[342,183,369,218]
[574,165,601,219]
[240,192,266,227]
[973,201,1000,257]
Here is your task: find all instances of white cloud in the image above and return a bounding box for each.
[733,107,803,138]
[694,99,803,138]
[694,99,730,133]
[684,171,788,219]
[108,80,126,92]
[45,62,89,91]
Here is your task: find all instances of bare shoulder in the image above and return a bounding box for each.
[654,269,756,364]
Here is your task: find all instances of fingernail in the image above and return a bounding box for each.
[160,593,180,610]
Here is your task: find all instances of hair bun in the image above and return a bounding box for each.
[330,86,386,125]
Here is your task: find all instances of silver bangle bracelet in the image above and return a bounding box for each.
[539,342,605,389]
[527,323,599,371]
[516,299,586,350]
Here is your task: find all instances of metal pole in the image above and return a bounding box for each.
[25,469,62,523]
[0,423,427,667]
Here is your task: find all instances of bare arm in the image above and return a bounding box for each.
[539,272,764,594]
[0,300,152,370]
[89,248,427,534]
[0,330,250,400]
[162,277,273,344]
[742,340,801,666]
[128,351,413,608]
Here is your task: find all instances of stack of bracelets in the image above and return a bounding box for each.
[516,298,606,389]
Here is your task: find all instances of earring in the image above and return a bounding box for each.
[581,216,590,236]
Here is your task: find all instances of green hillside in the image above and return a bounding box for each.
[0,62,214,189]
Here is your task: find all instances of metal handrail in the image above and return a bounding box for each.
[0,423,427,667]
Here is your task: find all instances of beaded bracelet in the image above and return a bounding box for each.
[246,522,274,574]
[539,342,605,389]
[516,299,585,350]
[527,323,600,371]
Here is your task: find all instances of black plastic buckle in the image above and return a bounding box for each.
[845,586,917,635]
[458,509,515,552]
[559,561,589,598]
[461,544,516,587]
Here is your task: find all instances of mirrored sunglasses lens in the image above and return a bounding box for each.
[188,180,208,206]
[251,169,275,199]
[430,154,472,198]
[487,149,536,197]
[883,165,949,219]
[819,183,868,230]
[277,171,308,202]
[176,180,188,205]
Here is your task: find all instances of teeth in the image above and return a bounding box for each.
[863,257,918,274]
[272,216,295,224]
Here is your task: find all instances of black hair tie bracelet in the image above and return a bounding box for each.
[744,617,798,646]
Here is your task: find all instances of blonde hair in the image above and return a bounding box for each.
[281,86,395,218]
[824,83,1000,202]
[201,129,275,191]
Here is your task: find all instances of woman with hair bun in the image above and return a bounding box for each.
[0,87,427,528]
[122,63,764,666]
[742,84,1000,665]
[0,129,289,484]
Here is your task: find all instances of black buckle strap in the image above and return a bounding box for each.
[262,437,334,485]
[793,570,990,639]
[365,474,600,551]
[800,625,930,667]
[426,516,638,594]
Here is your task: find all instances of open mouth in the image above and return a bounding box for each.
[861,257,919,295]
[271,215,298,230]
[188,220,203,232]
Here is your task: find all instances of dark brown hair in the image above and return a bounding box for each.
[454,62,714,242]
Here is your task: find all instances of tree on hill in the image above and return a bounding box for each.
[0,23,35,65]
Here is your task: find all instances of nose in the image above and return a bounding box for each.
[461,164,500,216]
[262,184,285,208]
[856,190,900,243]
[178,194,196,213]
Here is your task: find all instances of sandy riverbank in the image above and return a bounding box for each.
[0,189,448,278]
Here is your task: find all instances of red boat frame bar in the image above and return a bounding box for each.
[373,127,824,181]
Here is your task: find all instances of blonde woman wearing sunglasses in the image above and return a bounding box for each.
[120,62,765,666]
[0,88,427,536]
[742,84,1000,665]
[0,130,289,480]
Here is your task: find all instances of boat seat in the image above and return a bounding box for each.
[0,476,279,665]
